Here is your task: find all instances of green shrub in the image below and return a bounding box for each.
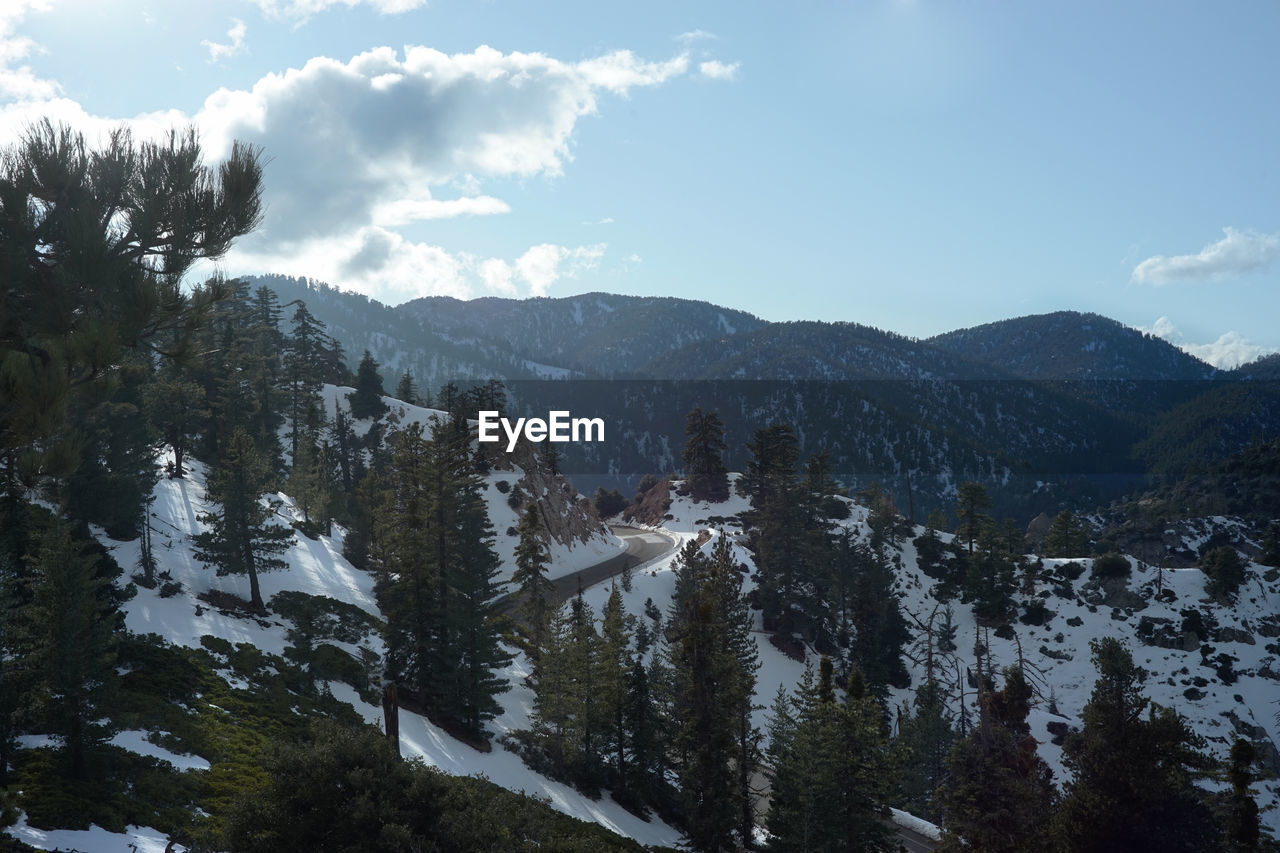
[1090,552,1130,579]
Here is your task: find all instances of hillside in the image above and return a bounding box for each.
[926,311,1217,381]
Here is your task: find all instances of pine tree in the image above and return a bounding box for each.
[766,659,894,852]
[1224,738,1262,851]
[0,120,262,486]
[1056,637,1219,853]
[283,303,331,463]
[1044,509,1086,557]
[597,585,632,792]
[394,370,419,406]
[682,408,730,502]
[1261,522,1280,568]
[891,677,956,821]
[349,349,389,420]
[145,362,208,478]
[193,427,294,613]
[955,482,992,555]
[935,667,1055,853]
[23,520,119,778]
[512,505,555,655]
[666,537,761,851]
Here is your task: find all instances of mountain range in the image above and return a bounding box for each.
[246,275,1278,522]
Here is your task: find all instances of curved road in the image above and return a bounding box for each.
[549,525,677,603]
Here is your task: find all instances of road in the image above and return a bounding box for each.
[548,525,677,604]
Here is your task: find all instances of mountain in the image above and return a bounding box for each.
[245,277,1280,521]
[245,275,766,389]
[926,310,1216,380]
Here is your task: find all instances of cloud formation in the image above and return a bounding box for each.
[251,0,427,24]
[202,18,247,62]
[1131,227,1280,285]
[1141,315,1277,369]
[0,36,694,302]
[0,1,59,101]
[699,60,739,80]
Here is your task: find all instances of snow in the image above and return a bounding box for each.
[6,813,186,853]
[77,442,673,846]
[31,411,1279,845]
[890,807,942,841]
[109,730,211,771]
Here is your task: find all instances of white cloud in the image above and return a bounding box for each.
[202,18,247,63]
[1131,227,1280,285]
[251,0,427,24]
[677,30,718,44]
[699,60,740,81]
[0,24,685,304]
[477,258,516,296]
[515,243,605,297]
[1140,315,1278,369]
[0,0,59,102]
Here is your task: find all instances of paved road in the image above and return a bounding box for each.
[500,525,677,614]
[548,526,677,604]
[892,822,938,853]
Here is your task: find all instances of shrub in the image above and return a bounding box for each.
[494,480,510,494]
[1090,552,1130,580]
[1201,546,1246,600]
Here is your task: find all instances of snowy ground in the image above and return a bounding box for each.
[12,441,1276,848]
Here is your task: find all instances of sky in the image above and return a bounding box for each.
[2,0,1278,368]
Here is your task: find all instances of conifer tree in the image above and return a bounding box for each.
[513,504,555,655]
[193,426,293,613]
[682,407,730,502]
[935,667,1054,853]
[1055,637,1219,852]
[955,481,992,554]
[891,677,956,822]
[766,659,894,852]
[283,303,331,463]
[666,537,761,851]
[394,370,419,406]
[349,350,389,420]
[597,585,633,791]
[145,362,207,479]
[23,521,118,778]
[1044,509,1087,557]
[0,120,262,486]
[1224,738,1262,851]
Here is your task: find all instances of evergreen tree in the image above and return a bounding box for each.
[193,426,294,613]
[682,407,730,502]
[349,349,389,420]
[766,659,894,852]
[935,667,1055,853]
[1056,637,1219,853]
[1201,546,1247,601]
[374,418,511,738]
[1261,522,1280,567]
[963,528,1017,624]
[1044,509,1087,557]
[0,120,262,487]
[666,537,761,851]
[841,532,911,693]
[283,303,331,463]
[512,504,555,657]
[22,520,118,778]
[597,585,633,793]
[955,481,992,555]
[891,677,956,821]
[394,370,419,406]
[1224,738,1262,851]
[145,362,207,478]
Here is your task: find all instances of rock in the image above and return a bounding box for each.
[1214,626,1256,646]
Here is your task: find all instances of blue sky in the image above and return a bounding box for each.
[3,1,1278,367]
